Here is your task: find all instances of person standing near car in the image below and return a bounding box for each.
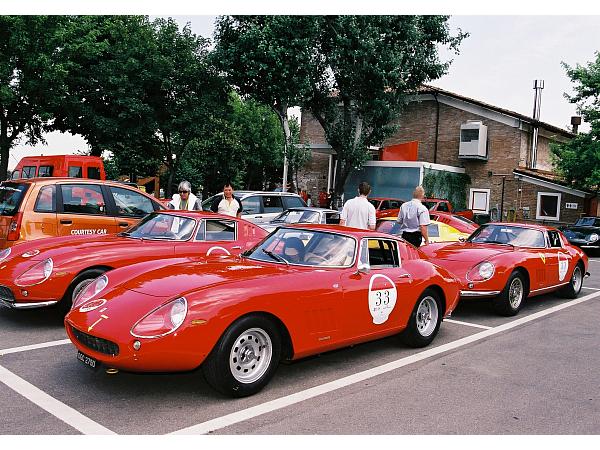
[339,182,376,230]
[397,185,430,247]
[210,182,243,218]
[168,181,202,211]
[318,187,328,208]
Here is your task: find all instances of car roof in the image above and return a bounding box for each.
[282,223,405,240]
[283,207,339,213]
[153,210,246,221]
[5,177,121,185]
[369,197,404,201]
[483,222,556,232]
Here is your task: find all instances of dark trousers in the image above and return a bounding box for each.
[402,230,423,248]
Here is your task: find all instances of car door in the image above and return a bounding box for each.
[56,183,117,237]
[106,185,161,231]
[545,230,573,287]
[26,184,58,240]
[176,218,241,257]
[340,238,414,339]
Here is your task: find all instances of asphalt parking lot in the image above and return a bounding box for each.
[2,257,600,435]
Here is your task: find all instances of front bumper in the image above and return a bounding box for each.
[460,290,501,298]
[0,285,58,309]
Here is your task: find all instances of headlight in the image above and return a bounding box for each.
[589,233,599,243]
[131,297,188,338]
[467,261,495,282]
[0,247,10,262]
[14,258,53,287]
[72,275,109,310]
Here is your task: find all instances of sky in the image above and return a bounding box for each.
[9,14,600,170]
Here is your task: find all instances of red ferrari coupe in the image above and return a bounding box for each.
[420,222,589,316]
[65,225,461,397]
[0,211,266,312]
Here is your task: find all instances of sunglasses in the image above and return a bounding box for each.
[179,190,190,194]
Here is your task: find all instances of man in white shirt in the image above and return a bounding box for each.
[210,183,243,218]
[397,186,430,247]
[340,182,376,230]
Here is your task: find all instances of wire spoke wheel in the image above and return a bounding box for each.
[415,295,439,337]
[508,277,524,309]
[572,266,582,292]
[229,327,273,384]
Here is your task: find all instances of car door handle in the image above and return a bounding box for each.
[118,222,129,227]
[60,219,72,225]
[231,246,242,249]
[398,273,411,279]
[254,216,263,219]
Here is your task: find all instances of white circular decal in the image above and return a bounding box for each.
[207,246,231,256]
[558,253,569,282]
[79,298,107,313]
[368,274,397,325]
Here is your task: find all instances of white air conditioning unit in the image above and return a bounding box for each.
[459,121,488,160]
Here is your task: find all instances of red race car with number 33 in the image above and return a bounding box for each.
[65,225,460,397]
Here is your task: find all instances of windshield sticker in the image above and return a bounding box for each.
[70,229,107,236]
[368,274,397,325]
[558,253,569,282]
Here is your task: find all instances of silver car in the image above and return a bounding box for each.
[260,207,341,233]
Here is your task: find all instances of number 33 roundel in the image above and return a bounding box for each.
[368,274,398,325]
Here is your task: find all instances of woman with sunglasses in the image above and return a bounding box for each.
[168,181,202,211]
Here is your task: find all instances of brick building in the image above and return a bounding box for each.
[298,85,592,225]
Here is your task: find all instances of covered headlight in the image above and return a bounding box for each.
[589,233,599,243]
[131,297,188,338]
[0,247,10,262]
[467,261,495,282]
[14,258,53,287]
[72,275,109,310]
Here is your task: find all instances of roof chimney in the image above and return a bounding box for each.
[571,116,582,134]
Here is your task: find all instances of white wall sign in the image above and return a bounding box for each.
[565,202,578,210]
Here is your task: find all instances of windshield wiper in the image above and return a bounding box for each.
[486,240,514,247]
[262,249,289,265]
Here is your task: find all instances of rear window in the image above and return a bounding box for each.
[87,167,101,180]
[38,165,54,177]
[68,166,83,178]
[0,183,29,216]
[283,196,306,209]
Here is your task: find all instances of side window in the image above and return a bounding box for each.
[60,184,106,215]
[548,231,562,248]
[367,239,400,268]
[38,166,54,177]
[87,167,101,180]
[11,170,21,180]
[68,166,83,178]
[109,186,154,218]
[262,196,284,213]
[380,200,391,210]
[22,166,36,178]
[34,185,56,213]
[389,201,401,209]
[203,219,236,241]
[283,196,305,209]
[437,202,449,212]
[427,223,440,238]
[242,196,261,214]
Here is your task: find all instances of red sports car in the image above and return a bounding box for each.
[0,211,266,312]
[420,222,589,316]
[65,225,461,397]
[368,197,405,219]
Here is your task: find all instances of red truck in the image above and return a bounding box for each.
[10,155,106,181]
[422,198,474,221]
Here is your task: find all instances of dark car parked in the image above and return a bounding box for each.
[561,217,600,252]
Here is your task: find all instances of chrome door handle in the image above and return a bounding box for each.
[231,246,242,249]
[398,273,411,278]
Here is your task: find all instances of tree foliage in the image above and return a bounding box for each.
[551,53,600,190]
[214,15,467,194]
[0,16,69,179]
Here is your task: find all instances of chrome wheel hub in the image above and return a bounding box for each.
[572,267,582,292]
[229,327,272,384]
[416,296,439,337]
[509,278,523,309]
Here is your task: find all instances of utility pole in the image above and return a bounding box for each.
[530,80,544,169]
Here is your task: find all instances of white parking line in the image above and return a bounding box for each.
[0,339,71,356]
[0,364,115,434]
[171,289,600,435]
[582,286,600,291]
[444,318,492,330]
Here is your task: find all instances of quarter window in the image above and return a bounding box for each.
[60,184,106,215]
[365,239,400,268]
[548,231,562,248]
[199,219,236,241]
[262,196,284,213]
[109,186,154,217]
[34,185,56,212]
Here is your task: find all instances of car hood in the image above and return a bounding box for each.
[562,227,599,238]
[119,256,287,298]
[421,242,513,263]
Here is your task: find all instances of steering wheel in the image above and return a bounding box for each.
[305,254,328,264]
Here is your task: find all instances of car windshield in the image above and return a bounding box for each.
[273,210,320,224]
[575,217,600,227]
[376,220,401,235]
[368,199,380,208]
[122,212,196,241]
[468,224,545,248]
[0,183,28,216]
[246,227,356,267]
[422,201,437,210]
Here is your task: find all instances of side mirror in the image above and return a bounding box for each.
[357,261,371,274]
[459,237,466,242]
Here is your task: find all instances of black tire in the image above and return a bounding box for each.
[400,288,443,348]
[202,315,282,398]
[57,268,107,315]
[559,262,584,299]
[493,271,526,317]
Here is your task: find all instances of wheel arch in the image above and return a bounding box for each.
[512,266,530,297]
[423,284,446,314]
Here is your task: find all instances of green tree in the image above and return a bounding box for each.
[214,16,466,195]
[551,53,600,190]
[0,16,69,180]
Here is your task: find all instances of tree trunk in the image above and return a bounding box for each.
[0,118,9,181]
[274,102,291,191]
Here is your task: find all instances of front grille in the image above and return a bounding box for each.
[71,326,119,356]
[0,285,15,302]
